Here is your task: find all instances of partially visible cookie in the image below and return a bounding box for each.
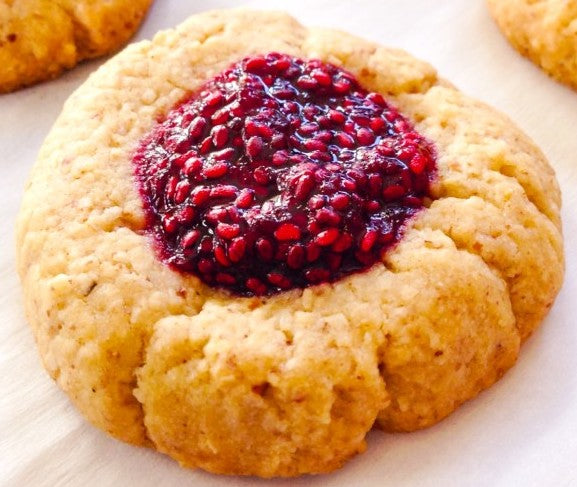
[0,0,153,93]
[487,0,577,90]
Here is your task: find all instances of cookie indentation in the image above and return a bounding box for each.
[134,53,436,296]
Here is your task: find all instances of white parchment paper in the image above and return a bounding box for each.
[1,1,576,485]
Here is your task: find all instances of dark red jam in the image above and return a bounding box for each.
[133,53,436,296]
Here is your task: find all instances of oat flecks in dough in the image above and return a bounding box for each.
[16,9,564,478]
[487,0,577,90]
[0,0,153,93]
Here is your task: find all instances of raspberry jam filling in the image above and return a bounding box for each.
[133,53,436,296]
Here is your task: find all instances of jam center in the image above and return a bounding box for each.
[133,53,436,296]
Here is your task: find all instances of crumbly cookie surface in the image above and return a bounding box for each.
[16,9,564,477]
[0,0,153,93]
[487,0,577,90]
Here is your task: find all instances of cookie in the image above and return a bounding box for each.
[487,0,577,90]
[16,9,564,478]
[0,0,153,93]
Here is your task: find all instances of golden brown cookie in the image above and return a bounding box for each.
[487,0,577,90]
[16,9,564,477]
[0,0,153,93]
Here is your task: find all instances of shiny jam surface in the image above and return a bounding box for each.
[133,52,436,296]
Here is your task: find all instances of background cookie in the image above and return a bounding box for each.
[16,9,563,478]
[0,0,153,93]
[487,0,577,90]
